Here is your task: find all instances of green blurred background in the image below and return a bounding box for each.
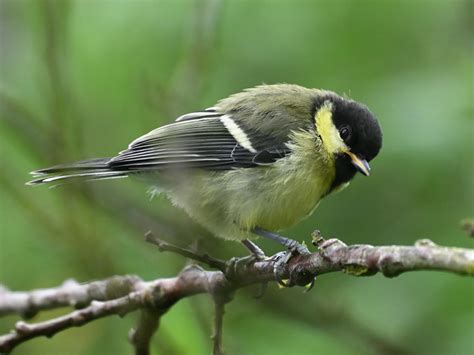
[1,0,473,354]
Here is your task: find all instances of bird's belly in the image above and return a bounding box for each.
[163,161,333,241]
[235,171,322,231]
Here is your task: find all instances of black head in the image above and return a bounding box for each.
[313,94,383,192]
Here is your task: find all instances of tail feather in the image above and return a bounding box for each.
[27,157,129,186]
[31,158,112,176]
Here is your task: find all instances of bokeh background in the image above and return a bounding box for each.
[1,0,473,354]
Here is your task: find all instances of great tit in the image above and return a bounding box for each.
[28,84,382,257]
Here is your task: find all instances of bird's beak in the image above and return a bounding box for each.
[345,151,371,176]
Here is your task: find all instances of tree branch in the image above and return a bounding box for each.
[0,234,472,353]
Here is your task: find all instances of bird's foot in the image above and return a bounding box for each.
[271,245,314,289]
[241,239,267,260]
[226,253,264,276]
[250,228,313,288]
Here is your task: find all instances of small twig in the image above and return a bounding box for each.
[129,309,161,355]
[210,280,233,355]
[145,231,227,272]
[212,300,226,355]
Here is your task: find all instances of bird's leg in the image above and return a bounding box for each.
[252,227,310,255]
[241,239,266,260]
[253,227,311,287]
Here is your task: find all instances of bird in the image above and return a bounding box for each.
[28,84,383,281]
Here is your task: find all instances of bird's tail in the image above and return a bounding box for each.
[27,158,129,186]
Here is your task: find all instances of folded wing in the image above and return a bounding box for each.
[109,112,289,171]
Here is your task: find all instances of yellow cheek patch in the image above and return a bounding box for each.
[315,101,348,155]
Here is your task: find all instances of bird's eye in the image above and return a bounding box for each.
[339,126,352,141]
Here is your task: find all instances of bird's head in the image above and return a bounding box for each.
[313,94,383,189]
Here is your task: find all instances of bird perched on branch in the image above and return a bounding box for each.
[28,84,382,281]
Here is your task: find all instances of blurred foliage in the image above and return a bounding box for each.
[0,0,473,354]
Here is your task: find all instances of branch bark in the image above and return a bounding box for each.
[0,234,472,353]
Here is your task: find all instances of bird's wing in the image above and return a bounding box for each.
[108,111,289,171]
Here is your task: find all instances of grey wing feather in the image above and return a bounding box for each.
[175,107,219,122]
[109,113,289,171]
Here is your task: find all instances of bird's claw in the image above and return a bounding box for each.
[303,277,316,292]
[286,239,310,255]
[271,240,314,288]
[271,251,293,287]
